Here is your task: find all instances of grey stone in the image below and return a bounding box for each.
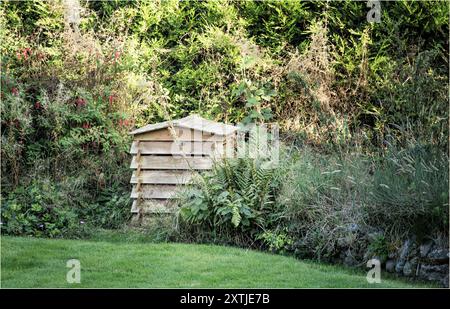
[441,274,449,288]
[419,241,434,258]
[403,258,418,277]
[395,240,410,273]
[427,248,449,262]
[386,259,396,273]
[395,238,419,274]
[395,260,405,274]
[418,264,449,282]
[399,239,414,260]
[388,251,397,259]
[403,261,414,276]
[371,236,449,286]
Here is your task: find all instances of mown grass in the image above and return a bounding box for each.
[1,236,433,288]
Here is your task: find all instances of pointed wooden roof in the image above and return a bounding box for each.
[129,114,238,136]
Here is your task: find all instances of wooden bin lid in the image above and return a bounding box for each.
[129,114,238,136]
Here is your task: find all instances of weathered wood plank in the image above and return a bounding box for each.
[130,155,213,170]
[129,140,223,156]
[223,137,236,158]
[130,184,182,199]
[130,170,194,184]
[131,199,175,214]
[134,128,226,142]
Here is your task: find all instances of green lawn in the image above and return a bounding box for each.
[1,236,430,288]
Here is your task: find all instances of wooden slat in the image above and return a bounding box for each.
[130,155,213,170]
[130,170,194,184]
[129,141,223,156]
[223,137,236,158]
[130,184,182,199]
[134,128,226,142]
[131,199,175,214]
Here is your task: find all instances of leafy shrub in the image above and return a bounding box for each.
[1,180,132,238]
[366,235,389,263]
[1,180,84,238]
[178,158,284,246]
[1,3,134,236]
[257,229,293,254]
[79,186,132,230]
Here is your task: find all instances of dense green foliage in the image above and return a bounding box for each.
[177,142,448,261]
[178,158,285,246]
[0,0,448,265]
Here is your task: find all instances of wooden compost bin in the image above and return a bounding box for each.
[129,114,237,217]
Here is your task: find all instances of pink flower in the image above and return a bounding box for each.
[22,48,31,60]
[75,97,86,107]
[11,88,19,96]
